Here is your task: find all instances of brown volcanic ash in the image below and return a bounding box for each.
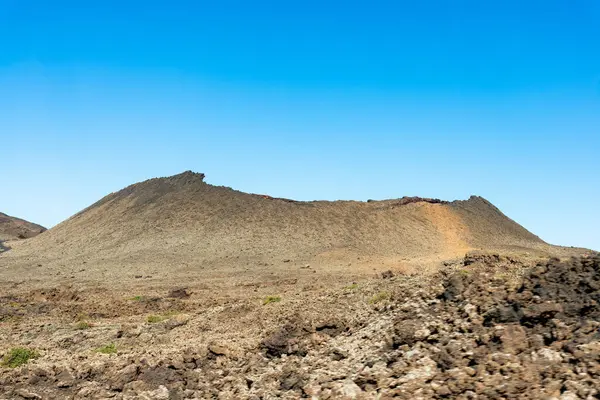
[3,171,556,272]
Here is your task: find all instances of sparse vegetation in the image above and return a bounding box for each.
[164,310,181,317]
[344,283,359,290]
[369,291,390,304]
[96,343,117,354]
[128,295,145,301]
[75,321,92,330]
[147,315,166,323]
[263,295,281,305]
[1,347,39,368]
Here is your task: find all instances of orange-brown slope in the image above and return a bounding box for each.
[450,195,543,251]
[3,172,548,267]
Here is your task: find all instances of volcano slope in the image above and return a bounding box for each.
[0,212,46,241]
[0,172,594,399]
[0,212,46,255]
[0,171,571,287]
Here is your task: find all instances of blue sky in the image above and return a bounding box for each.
[1,1,599,250]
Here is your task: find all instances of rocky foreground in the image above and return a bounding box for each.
[2,254,600,399]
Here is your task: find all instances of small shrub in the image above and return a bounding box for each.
[75,321,91,330]
[369,291,390,304]
[263,295,281,305]
[344,283,359,290]
[1,348,39,368]
[128,296,145,302]
[96,343,117,354]
[147,315,165,323]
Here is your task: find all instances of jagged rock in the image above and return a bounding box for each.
[381,270,394,279]
[164,313,190,330]
[14,389,42,399]
[497,324,528,353]
[413,328,431,341]
[533,348,563,363]
[331,379,363,399]
[208,342,236,358]
[167,287,190,299]
[398,356,437,384]
[55,369,75,388]
[110,364,139,391]
[560,391,581,400]
[139,385,170,400]
[261,321,310,357]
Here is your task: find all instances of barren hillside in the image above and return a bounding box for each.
[3,171,552,273]
[0,212,46,241]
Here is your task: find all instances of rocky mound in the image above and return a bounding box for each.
[0,212,46,241]
[240,255,600,399]
[3,171,551,271]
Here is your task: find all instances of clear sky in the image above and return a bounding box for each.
[1,1,599,251]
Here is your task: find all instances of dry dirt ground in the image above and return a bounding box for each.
[0,172,596,399]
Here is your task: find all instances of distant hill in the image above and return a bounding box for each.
[0,212,46,241]
[4,171,552,269]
